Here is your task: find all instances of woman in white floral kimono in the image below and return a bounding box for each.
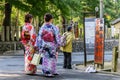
[21,14,37,74]
[35,13,61,77]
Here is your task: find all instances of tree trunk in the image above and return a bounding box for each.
[15,9,19,27]
[61,16,66,33]
[38,17,44,27]
[2,1,12,41]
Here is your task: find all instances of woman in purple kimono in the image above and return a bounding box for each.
[36,13,61,77]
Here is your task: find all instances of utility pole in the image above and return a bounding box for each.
[118,25,120,72]
[100,0,104,69]
[100,0,103,18]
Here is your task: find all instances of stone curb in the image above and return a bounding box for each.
[97,70,120,76]
[3,50,24,56]
[2,50,112,56]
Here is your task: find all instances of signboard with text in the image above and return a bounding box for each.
[94,18,104,64]
[85,18,96,55]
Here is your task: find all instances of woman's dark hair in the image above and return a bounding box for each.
[67,26,72,32]
[25,14,33,23]
[44,13,53,22]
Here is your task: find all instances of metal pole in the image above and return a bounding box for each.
[83,13,87,66]
[100,0,103,18]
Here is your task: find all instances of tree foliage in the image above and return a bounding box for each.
[103,0,120,27]
[0,0,119,28]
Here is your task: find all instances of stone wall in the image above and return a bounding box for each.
[72,39,118,52]
[0,39,119,54]
[0,42,24,54]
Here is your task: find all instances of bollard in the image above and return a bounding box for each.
[14,42,16,51]
[112,46,118,72]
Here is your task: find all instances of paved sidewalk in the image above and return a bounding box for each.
[74,62,112,72]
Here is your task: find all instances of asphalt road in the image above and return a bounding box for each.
[0,51,120,80]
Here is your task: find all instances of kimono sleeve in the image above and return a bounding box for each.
[54,26,61,47]
[35,26,44,49]
[29,25,36,43]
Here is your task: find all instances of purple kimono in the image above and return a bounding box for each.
[35,23,61,75]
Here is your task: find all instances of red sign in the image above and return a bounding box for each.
[94,18,104,64]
